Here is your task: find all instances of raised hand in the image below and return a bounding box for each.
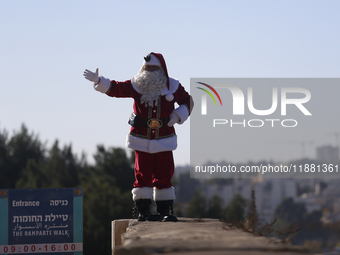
[83,68,99,83]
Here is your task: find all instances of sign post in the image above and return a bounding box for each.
[0,188,82,254]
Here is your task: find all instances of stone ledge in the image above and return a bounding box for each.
[112,218,309,255]
[112,219,130,254]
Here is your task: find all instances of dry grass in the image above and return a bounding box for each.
[222,190,301,244]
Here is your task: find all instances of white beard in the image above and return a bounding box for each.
[133,67,167,107]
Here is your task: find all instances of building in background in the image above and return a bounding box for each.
[317,145,339,163]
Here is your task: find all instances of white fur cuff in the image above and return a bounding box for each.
[153,187,176,201]
[149,136,177,153]
[131,187,153,201]
[172,105,189,124]
[94,76,111,93]
[126,134,177,153]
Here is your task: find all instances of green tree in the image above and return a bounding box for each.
[223,194,247,222]
[175,172,200,203]
[303,210,322,233]
[7,124,45,188]
[274,198,306,225]
[82,174,133,255]
[207,195,224,219]
[80,144,135,255]
[93,145,134,193]
[186,190,207,218]
[0,124,151,255]
[43,140,80,188]
[0,128,11,188]
[16,159,47,189]
[272,198,319,246]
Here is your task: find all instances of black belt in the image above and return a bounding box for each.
[128,113,170,129]
[140,117,170,129]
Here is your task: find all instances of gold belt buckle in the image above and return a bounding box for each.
[147,118,163,129]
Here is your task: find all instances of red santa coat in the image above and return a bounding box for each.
[104,76,192,154]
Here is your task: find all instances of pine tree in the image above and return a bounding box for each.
[223,194,246,223]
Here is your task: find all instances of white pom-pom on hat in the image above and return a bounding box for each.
[165,93,174,101]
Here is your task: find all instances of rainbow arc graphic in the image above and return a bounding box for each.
[196,82,222,115]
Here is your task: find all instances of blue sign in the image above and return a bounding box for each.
[0,188,82,254]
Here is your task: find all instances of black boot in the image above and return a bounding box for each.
[134,199,163,221]
[156,200,178,222]
[135,199,152,221]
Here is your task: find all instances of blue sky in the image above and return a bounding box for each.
[1,0,339,165]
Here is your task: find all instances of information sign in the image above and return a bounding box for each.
[0,188,82,254]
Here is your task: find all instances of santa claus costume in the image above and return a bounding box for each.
[84,52,193,221]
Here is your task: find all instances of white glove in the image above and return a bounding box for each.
[84,68,99,84]
[167,112,180,127]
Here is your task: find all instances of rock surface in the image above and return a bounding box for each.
[112,218,309,255]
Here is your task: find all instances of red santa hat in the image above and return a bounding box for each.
[143,52,170,90]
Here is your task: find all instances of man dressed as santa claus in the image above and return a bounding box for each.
[84,52,193,222]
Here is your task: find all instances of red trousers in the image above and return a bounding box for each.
[133,150,174,189]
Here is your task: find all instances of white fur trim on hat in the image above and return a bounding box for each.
[131,187,153,201]
[160,78,179,96]
[126,134,177,153]
[94,76,111,93]
[172,105,189,124]
[143,54,162,67]
[153,187,176,201]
